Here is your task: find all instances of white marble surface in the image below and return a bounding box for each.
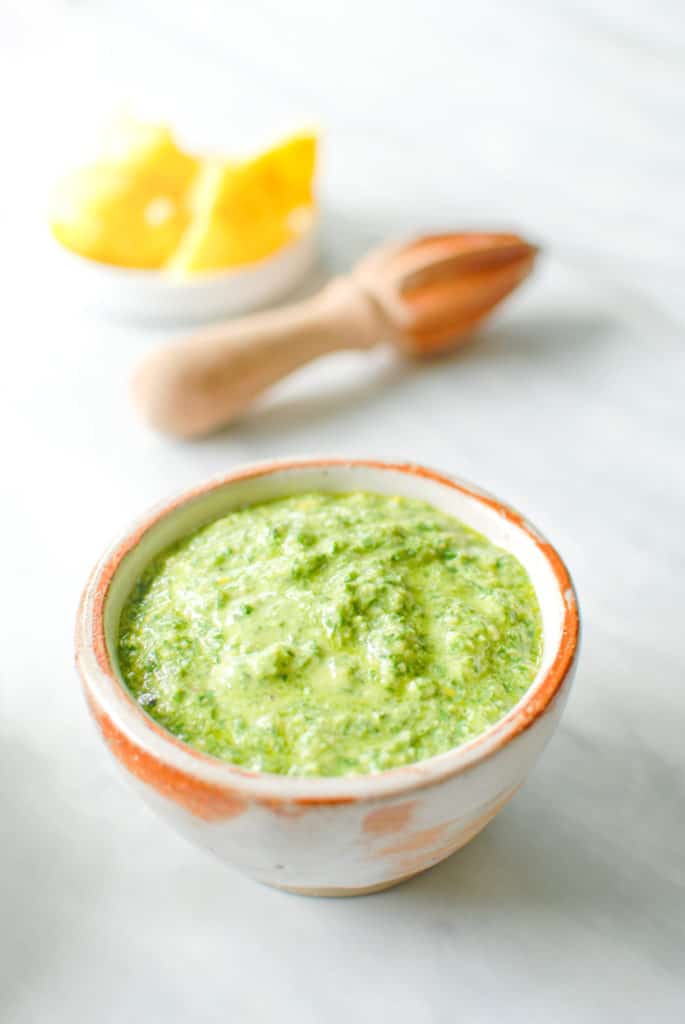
[2,2,684,1021]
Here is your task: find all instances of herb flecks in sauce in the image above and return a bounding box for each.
[118,493,542,776]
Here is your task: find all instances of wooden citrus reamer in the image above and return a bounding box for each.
[132,232,538,438]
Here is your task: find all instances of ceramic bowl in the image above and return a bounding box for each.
[76,458,579,896]
[50,217,318,323]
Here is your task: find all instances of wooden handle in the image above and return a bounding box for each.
[131,276,387,438]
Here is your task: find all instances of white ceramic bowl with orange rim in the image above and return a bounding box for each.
[76,458,580,896]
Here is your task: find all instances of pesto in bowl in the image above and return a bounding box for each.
[117,492,542,777]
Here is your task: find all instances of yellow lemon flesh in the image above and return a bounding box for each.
[50,122,317,274]
[50,122,198,270]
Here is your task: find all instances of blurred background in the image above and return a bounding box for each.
[2,2,684,1022]
[6,1,685,306]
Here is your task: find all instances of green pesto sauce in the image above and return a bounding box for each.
[118,492,542,777]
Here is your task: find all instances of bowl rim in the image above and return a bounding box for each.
[75,457,580,806]
[49,211,318,285]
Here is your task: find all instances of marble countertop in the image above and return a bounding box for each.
[2,2,684,1021]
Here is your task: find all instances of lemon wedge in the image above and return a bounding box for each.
[50,123,318,274]
[50,121,198,269]
[168,133,317,275]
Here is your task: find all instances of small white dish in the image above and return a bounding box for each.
[50,218,319,324]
